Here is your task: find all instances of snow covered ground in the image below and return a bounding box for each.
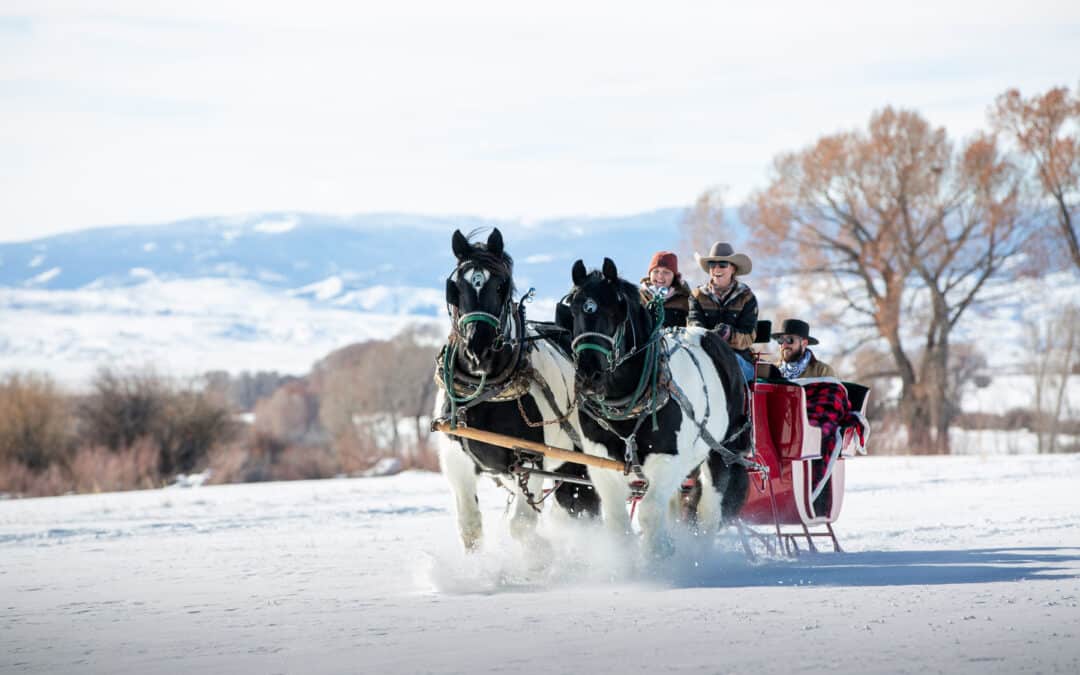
[2,455,1079,674]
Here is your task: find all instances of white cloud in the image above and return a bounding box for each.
[2,1,1079,241]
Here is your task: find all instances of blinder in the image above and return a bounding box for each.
[445,259,515,351]
[568,286,632,372]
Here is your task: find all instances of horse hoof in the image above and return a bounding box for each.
[461,530,482,553]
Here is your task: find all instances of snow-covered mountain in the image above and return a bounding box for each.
[0,209,694,383]
[0,209,691,301]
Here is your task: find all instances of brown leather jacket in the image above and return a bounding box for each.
[688,281,759,355]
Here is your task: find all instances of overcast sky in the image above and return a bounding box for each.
[2,1,1078,242]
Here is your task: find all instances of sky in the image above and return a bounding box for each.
[2,0,1079,242]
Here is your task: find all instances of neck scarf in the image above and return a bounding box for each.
[779,348,813,379]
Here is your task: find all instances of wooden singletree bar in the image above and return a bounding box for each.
[432,421,626,473]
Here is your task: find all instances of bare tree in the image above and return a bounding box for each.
[678,185,729,284]
[1029,304,1080,453]
[743,107,1028,453]
[311,330,439,471]
[991,86,1080,271]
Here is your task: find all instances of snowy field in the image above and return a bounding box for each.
[2,455,1079,675]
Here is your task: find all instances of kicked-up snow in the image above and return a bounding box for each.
[2,455,1079,674]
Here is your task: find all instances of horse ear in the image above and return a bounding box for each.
[487,228,504,257]
[572,260,587,287]
[602,257,618,282]
[445,277,460,307]
[451,230,471,260]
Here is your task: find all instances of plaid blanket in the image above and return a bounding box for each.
[802,380,867,463]
[793,379,865,515]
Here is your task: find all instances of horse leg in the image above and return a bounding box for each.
[440,440,483,552]
[585,452,633,536]
[694,461,721,538]
[552,462,601,519]
[637,455,687,558]
[703,453,749,535]
[508,471,544,542]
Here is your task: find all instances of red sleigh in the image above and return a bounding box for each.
[738,373,869,554]
[729,321,870,555]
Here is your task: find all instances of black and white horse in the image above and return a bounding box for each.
[435,229,598,552]
[558,257,750,555]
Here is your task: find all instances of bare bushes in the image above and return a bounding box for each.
[0,368,233,497]
[0,373,71,471]
[77,368,235,476]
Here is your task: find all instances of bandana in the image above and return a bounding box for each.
[778,348,813,379]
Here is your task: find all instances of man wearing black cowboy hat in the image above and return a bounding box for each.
[772,318,837,379]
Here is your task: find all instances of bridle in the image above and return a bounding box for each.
[568,286,652,374]
[446,259,515,352]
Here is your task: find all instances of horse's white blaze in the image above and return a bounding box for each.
[461,267,490,293]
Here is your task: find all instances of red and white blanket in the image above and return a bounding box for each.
[793,377,870,507]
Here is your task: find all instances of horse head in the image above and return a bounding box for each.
[445,228,515,375]
[561,257,650,397]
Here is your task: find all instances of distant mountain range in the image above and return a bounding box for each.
[0,209,707,310]
[4,209,1066,396]
[0,209,724,382]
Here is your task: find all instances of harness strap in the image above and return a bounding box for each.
[666,380,761,471]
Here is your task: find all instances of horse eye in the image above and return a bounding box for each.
[583,298,598,314]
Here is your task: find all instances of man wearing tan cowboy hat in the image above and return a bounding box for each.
[688,241,759,382]
[772,318,837,379]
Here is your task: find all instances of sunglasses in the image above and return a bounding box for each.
[775,336,800,345]
[708,261,731,269]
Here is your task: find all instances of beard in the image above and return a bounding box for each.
[780,344,806,363]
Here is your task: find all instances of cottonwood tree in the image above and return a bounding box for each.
[742,107,1027,453]
[991,86,1080,271]
[678,186,730,283]
[311,331,439,470]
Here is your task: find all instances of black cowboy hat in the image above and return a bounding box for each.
[770,318,819,345]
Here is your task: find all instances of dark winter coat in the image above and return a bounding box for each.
[687,280,759,357]
[639,277,693,328]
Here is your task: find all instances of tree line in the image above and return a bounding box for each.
[683,85,1080,454]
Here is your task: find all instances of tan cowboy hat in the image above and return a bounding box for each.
[694,241,752,276]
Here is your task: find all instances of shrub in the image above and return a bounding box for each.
[77,368,234,478]
[0,372,72,471]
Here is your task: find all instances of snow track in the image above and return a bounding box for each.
[2,455,1079,674]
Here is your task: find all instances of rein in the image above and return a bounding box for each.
[574,293,668,431]
[440,295,529,427]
